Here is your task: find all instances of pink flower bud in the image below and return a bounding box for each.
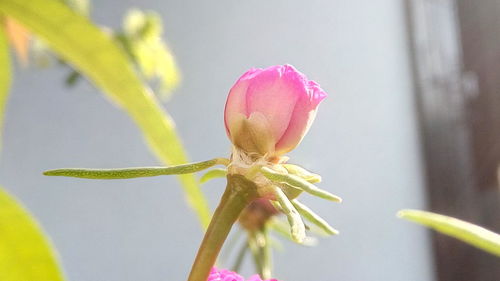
[224,65,327,158]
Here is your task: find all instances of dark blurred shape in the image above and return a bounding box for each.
[239,199,279,232]
[406,0,500,280]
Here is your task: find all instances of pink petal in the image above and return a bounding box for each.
[275,75,327,154]
[245,65,306,143]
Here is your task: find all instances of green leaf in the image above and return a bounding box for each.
[283,164,321,183]
[261,167,342,202]
[291,199,338,235]
[0,186,65,281]
[0,25,11,154]
[268,218,317,246]
[272,186,305,243]
[0,0,211,227]
[61,0,89,15]
[398,209,500,257]
[200,168,227,184]
[44,158,223,179]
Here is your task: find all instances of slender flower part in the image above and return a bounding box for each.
[224,65,327,158]
[208,267,278,281]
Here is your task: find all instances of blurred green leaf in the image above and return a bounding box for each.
[0,0,211,228]
[0,25,11,153]
[398,209,500,257]
[122,9,180,96]
[0,187,65,281]
[291,199,338,236]
[61,0,89,15]
[268,218,317,246]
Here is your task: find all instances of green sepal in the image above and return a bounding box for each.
[268,218,317,246]
[398,209,500,257]
[261,167,342,202]
[292,200,338,235]
[279,182,303,200]
[283,164,322,183]
[44,158,225,179]
[271,186,305,243]
[200,168,227,184]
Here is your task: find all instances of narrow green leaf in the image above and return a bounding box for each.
[398,209,500,257]
[44,158,222,179]
[268,218,317,246]
[261,167,342,202]
[283,164,321,183]
[0,186,65,281]
[0,25,11,154]
[272,186,305,243]
[292,200,338,235]
[200,168,227,184]
[0,0,211,227]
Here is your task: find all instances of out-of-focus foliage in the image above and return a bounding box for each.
[0,0,206,279]
[398,209,500,257]
[118,9,180,97]
[61,0,89,15]
[0,0,210,226]
[30,2,181,97]
[0,187,65,281]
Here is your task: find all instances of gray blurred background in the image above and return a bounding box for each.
[0,0,435,280]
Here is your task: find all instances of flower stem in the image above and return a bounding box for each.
[187,175,258,281]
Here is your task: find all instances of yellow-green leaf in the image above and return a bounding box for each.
[0,187,65,281]
[44,158,224,179]
[0,24,11,154]
[123,9,180,95]
[398,209,500,257]
[0,0,211,227]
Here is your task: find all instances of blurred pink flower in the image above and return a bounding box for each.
[224,65,327,158]
[208,267,278,281]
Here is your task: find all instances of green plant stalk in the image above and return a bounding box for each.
[259,227,272,279]
[248,233,263,276]
[188,175,258,281]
